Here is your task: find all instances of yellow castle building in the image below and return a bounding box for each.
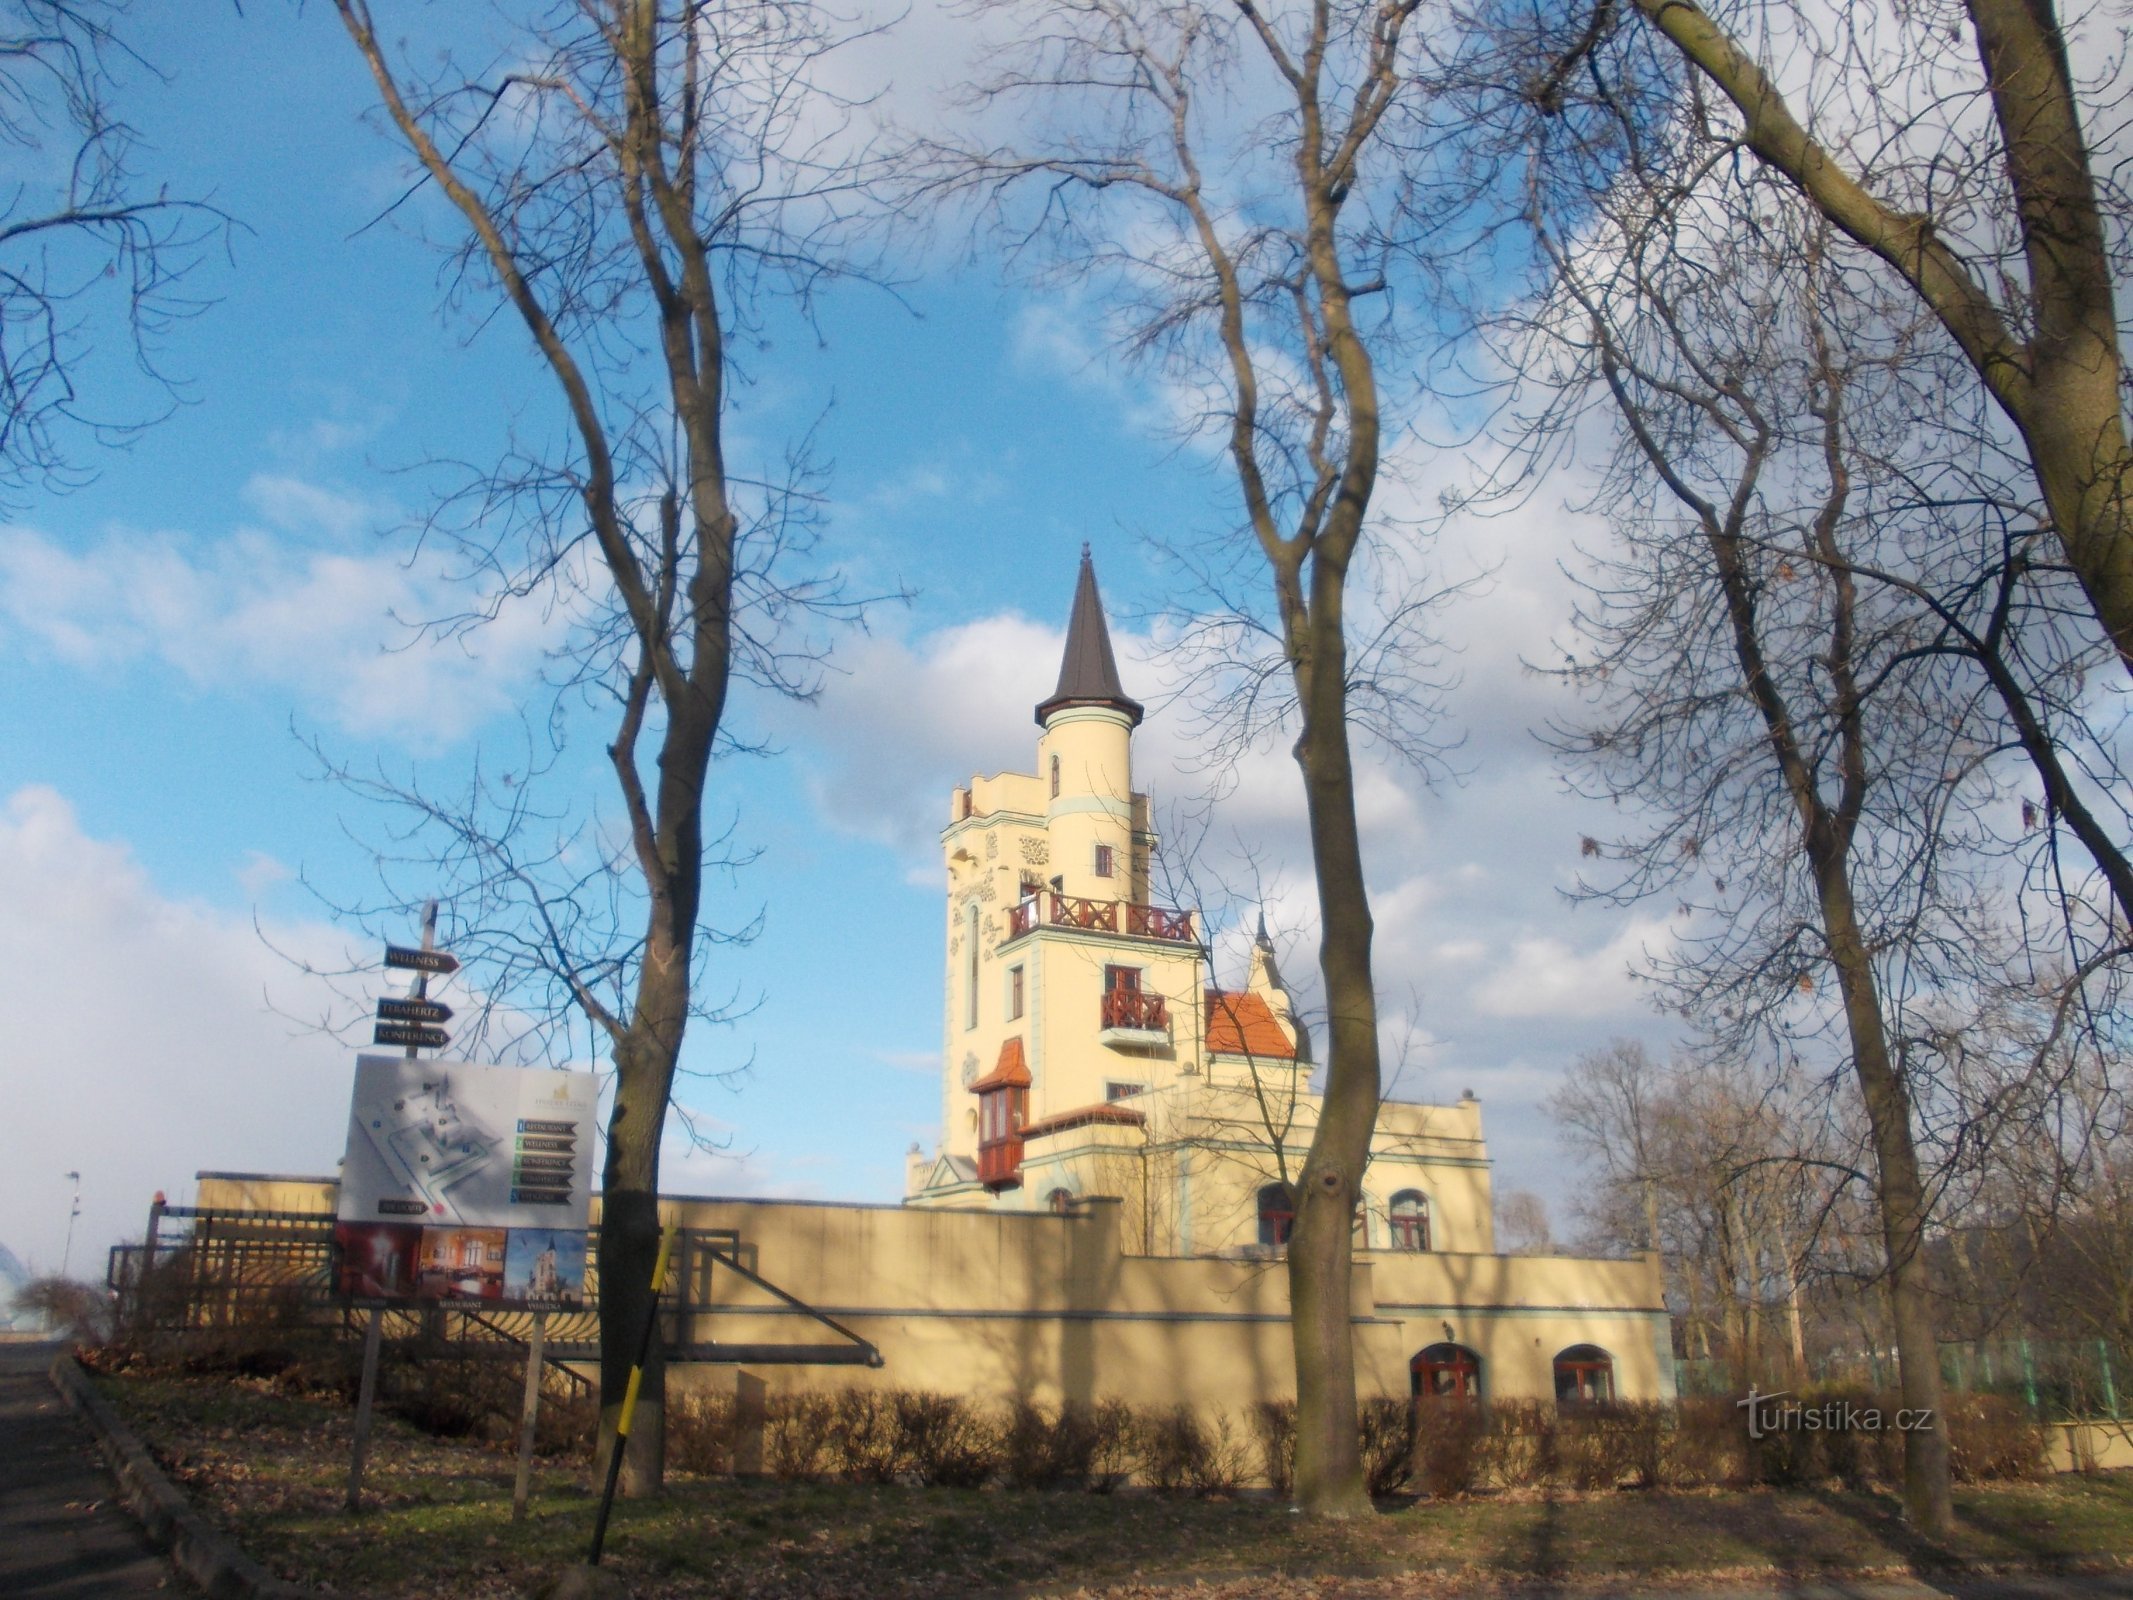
[908,549,1499,1266]
[187,552,1673,1424]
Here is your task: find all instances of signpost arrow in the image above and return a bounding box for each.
[377,996,454,1025]
[384,945,459,976]
[372,1021,450,1051]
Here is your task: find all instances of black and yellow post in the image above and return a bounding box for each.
[587,1222,678,1568]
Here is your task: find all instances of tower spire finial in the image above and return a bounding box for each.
[1036,548,1144,728]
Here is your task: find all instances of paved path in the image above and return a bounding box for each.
[0,1340,181,1597]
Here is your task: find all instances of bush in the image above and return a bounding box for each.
[15,1276,118,1346]
[1412,1399,1486,1498]
[765,1392,838,1481]
[1666,1397,1747,1487]
[1249,1400,1295,1499]
[1359,1397,1415,1496]
[1003,1399,1119,1490]
[1136,1405,1247,1495]
[1086,1399,1140,1492]
[894,1391,999,1487]
[667,1390,740,1475]
[1479,1399,1556,1489]
[829,1389,904,1483]
[1946,1393,2049,1482]
[1555,1405,1644,1490]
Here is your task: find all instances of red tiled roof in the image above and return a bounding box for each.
[1203,990,1296,1059]
[1021,1103,1146,1140]
[970,1036,1032,1092]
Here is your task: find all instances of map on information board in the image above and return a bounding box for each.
[337,1055,597,1228]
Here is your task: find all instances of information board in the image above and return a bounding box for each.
[335,1056,597,1307]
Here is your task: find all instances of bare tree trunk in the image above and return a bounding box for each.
[1286,587,1381,1516]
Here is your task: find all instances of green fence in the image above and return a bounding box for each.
[1674,1338,2128,1421]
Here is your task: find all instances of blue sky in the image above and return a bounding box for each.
[0,2,1685,1279]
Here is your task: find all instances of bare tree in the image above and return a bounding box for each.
[0,1,226,499]
[1595,0,2133,683]
[329,0,889,1493]
[1515,151,2018,1521]
[927,0,1477,1512]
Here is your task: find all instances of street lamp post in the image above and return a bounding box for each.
[60,1172,80,1279]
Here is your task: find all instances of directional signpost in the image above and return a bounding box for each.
[371,1021,450,1050]
[373,903,455,1060]
[353,900,456,1509]
[384,945,460,976]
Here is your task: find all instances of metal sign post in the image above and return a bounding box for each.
[375,901,457,1056]
[512,1312,548,1522]
[345,1302,385,1512]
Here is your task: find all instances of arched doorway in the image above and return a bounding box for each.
[1553,1343,1615,1407]
[1411,1342,1482,1400]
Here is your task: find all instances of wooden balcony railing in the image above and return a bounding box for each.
[1100,989,1169,1031]
[1005,891,1195,944]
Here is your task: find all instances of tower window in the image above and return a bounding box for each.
[1389,1190,1430,1252]
[1094,843,1114,877]
[1050,753,1061,798]
[1007,964,1025,1021]
[965,902,980,1030]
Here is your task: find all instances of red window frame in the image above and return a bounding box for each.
[1389,1191,1430,1252]
[1257,1183,1295,1247]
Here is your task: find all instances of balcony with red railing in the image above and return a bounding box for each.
[1005,890,1196,945]
[1100,988,1169,1031]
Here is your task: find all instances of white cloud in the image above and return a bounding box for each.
[1471,915,1676,1020]
[0,499,568,745]
[0,786,365,1279]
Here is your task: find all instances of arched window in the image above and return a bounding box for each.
[1050,753,1061,798]
[1389,1191,1430,1252]
[1553,1344,1615,1408]
[1411,1342,1481,1400]
[1046,1187,1074,1215]
[1256,1183,1294,1247]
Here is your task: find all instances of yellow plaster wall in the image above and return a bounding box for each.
[1036,706,1138,904]
[658,1194,1670,1419]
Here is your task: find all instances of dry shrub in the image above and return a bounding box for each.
[1555,1405,1645,1489]
[667,1389,741,1475]
[1003,1399,1117,1490]
[766,1392,838,1481]
[1136,1405,1248,1495]
[1086,1399,1140,1492]
[829,1389,903,1482]
[1945,1394,2049,1482]
[1359,1397,1415,1495]
[1249,1400,1295,1499]
[1412,1399,1486,1498]
[1665,1397,1746,1487]
[895,1391,999,1487]
[1479,1399,1556,1489]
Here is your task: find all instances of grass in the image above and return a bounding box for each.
[93,1369,2133,1599]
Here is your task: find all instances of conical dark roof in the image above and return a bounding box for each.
[1035,546,1144,727]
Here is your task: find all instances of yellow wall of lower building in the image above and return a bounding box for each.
[658,1194,1670,1416]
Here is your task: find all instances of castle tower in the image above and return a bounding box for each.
[924,550,1205,1198]
[1036,546,1143,906]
